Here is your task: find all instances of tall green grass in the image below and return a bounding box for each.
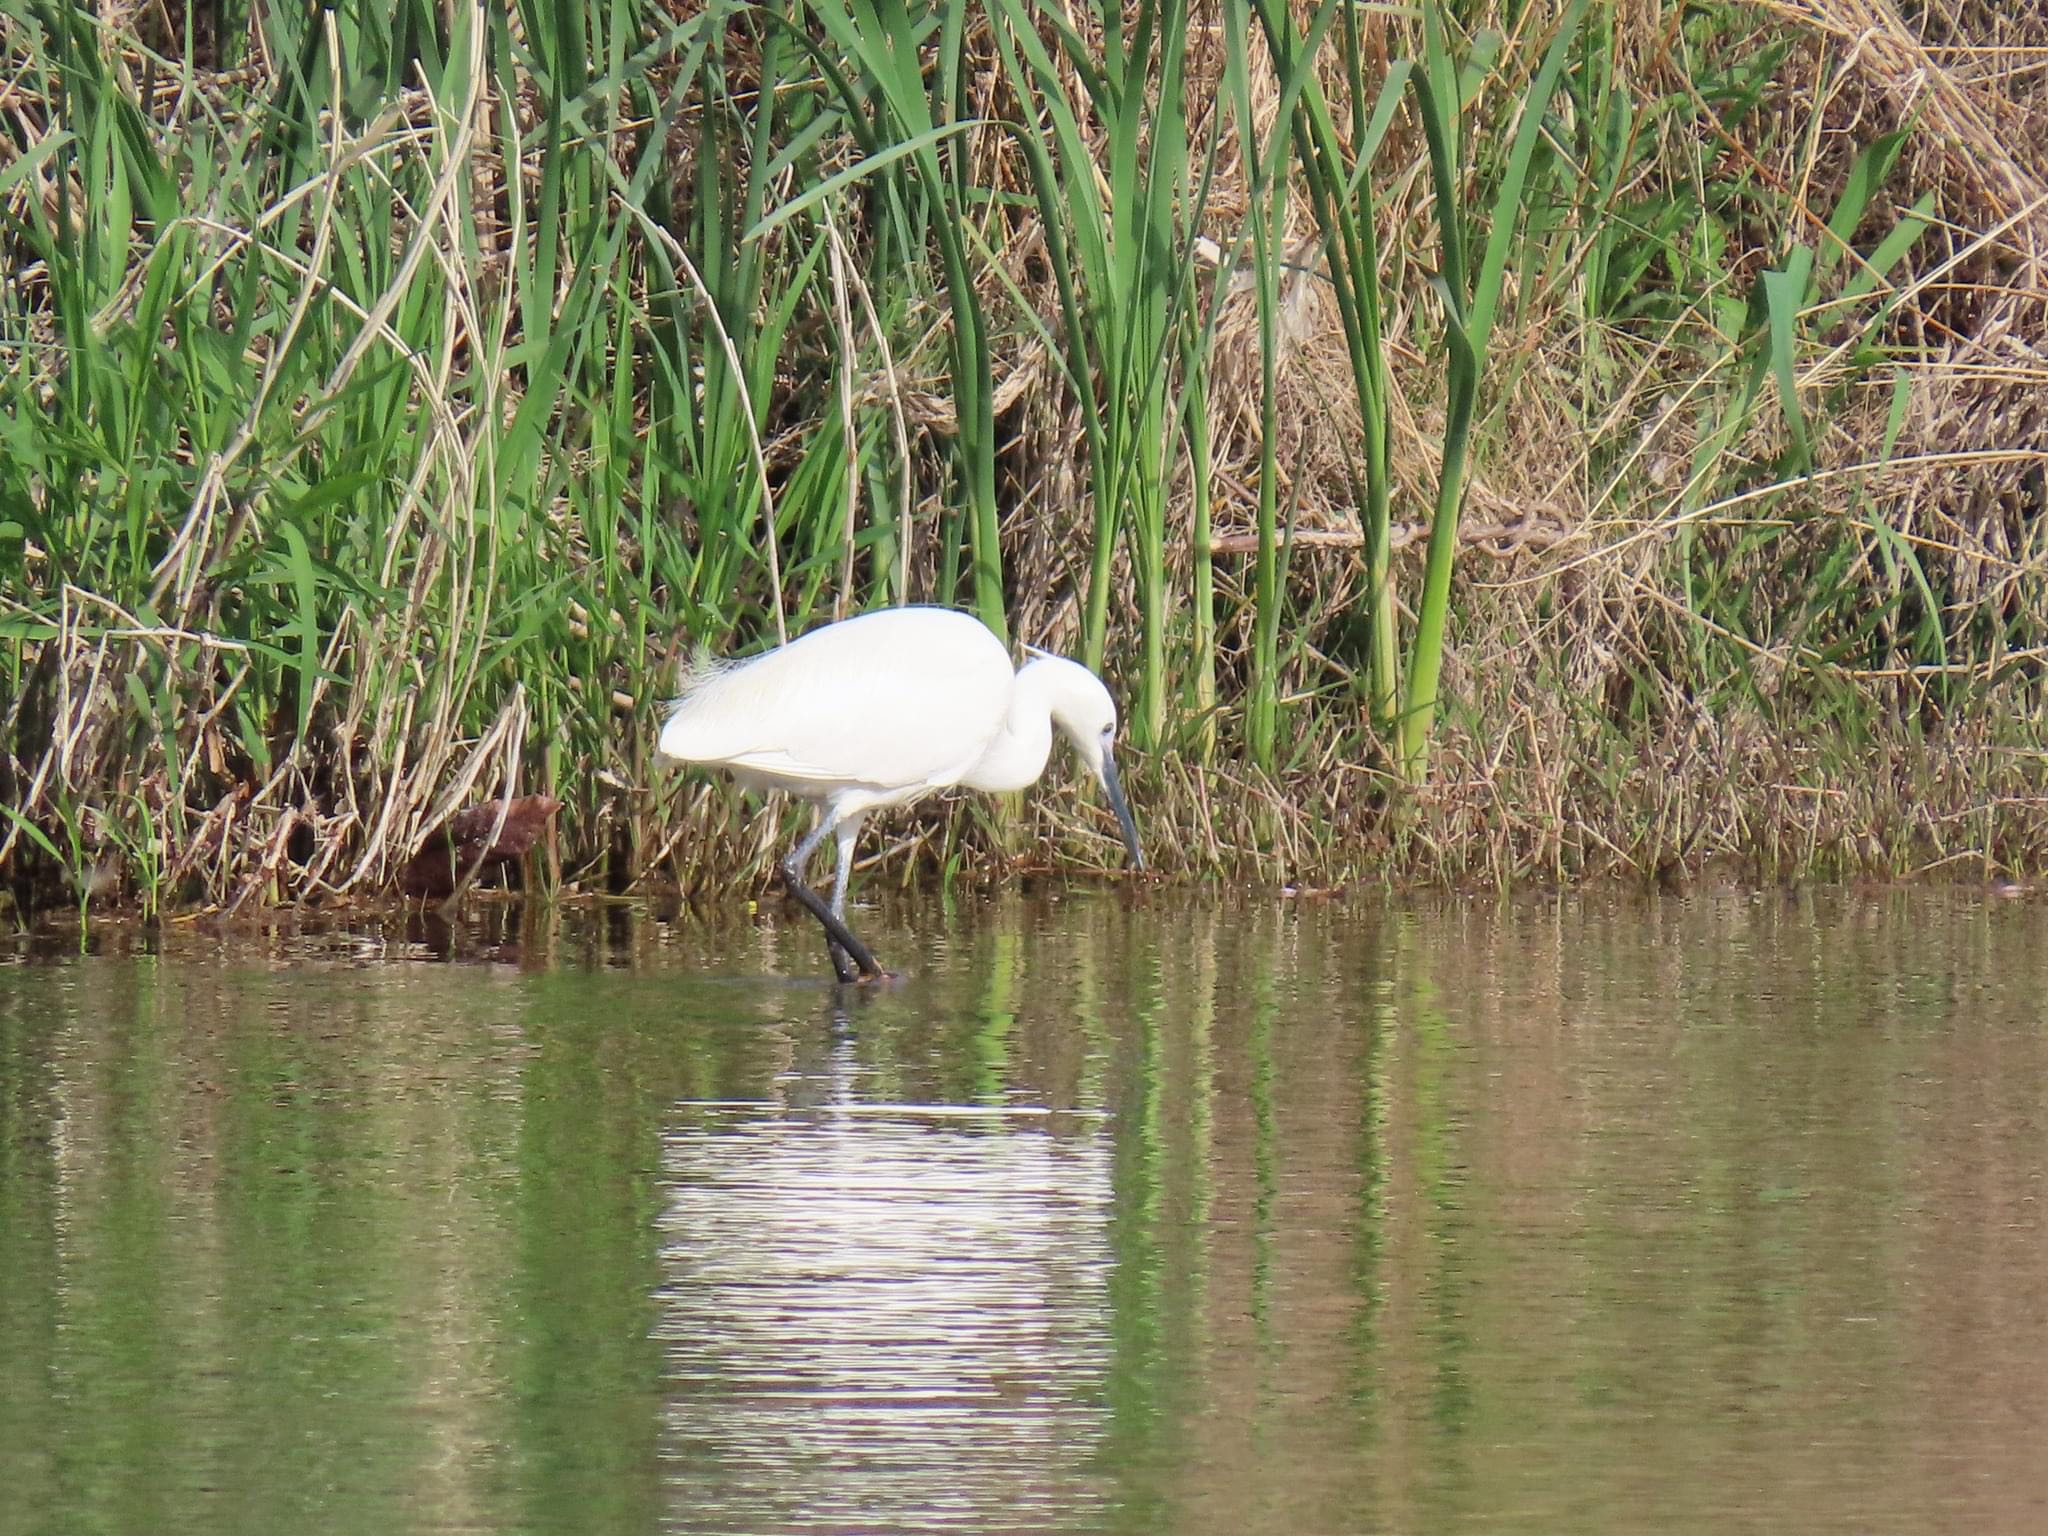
[986,0,1206,751]
[1,0,2039,911]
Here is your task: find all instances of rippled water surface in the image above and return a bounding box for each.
[4,890,2048,1534]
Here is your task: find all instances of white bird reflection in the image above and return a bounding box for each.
[654,1050,1115,1533]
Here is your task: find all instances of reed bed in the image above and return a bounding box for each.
[3,0,2045,920]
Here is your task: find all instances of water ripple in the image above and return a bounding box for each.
[655,1106,1114,1533]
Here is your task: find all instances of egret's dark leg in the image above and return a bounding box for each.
[780,812,883,982]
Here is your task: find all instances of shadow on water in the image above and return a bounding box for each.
[3,889,2048,1533]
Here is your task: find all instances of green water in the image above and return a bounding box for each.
[3,891,2047,1534]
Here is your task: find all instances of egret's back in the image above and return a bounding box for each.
[657,607,1015,795]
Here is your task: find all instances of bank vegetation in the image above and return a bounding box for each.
[2,0,2045,917]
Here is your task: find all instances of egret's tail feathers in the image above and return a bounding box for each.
[660,647,739,755]
[673,644,735,702]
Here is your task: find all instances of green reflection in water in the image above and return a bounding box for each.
[2,890,2047,1536]
[507,975,670,1535]
[1100,906,1169,1533]
[0,971,60,1525]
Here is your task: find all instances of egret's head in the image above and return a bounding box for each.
[1030,652,1144,871]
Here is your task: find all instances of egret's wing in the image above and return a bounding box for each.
[658,609,1013,790]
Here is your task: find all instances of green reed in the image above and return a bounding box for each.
[986,0,1212,750]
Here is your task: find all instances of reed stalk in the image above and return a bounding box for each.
[1396,0,1588,782]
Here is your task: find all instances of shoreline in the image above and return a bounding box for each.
[8,862,2040,943]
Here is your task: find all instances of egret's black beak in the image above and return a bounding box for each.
[1099,752,1144,871]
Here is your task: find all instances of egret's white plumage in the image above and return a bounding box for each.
[660,609,1015,803]
[657,606,1143,981]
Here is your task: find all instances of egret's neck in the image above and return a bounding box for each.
[959,660,1060,793]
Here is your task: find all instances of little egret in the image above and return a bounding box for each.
[656,606,1144,981]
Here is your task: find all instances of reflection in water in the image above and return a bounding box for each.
[4,892,2048,1535]
[656,1073,1112,1530]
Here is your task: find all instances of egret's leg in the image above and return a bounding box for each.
[824,812,869,980]
[779,810,883,982]
[829,812,866,919]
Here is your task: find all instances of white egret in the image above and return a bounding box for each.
[656,606,1143,982]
